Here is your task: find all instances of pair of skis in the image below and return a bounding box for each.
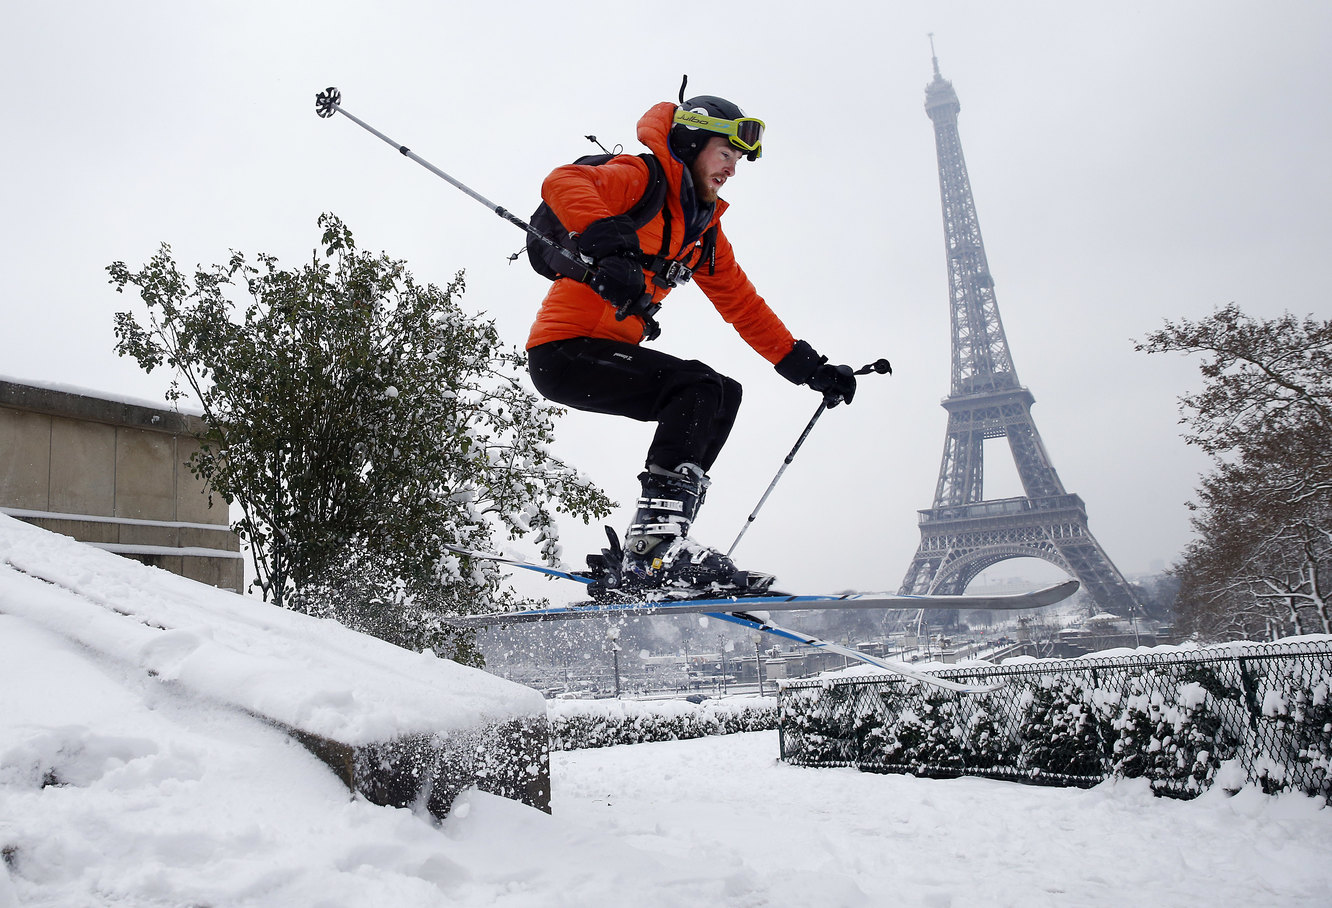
[444,545,1079,693]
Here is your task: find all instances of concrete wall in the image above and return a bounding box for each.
[0,380,243,592]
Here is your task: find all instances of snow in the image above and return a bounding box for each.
[0,514,543,742]
[3,516,1332,906]
[0,372,202,416]
[4,676,1331,908]
[0,507,229,534]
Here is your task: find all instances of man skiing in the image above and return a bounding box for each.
[525,88,856,596]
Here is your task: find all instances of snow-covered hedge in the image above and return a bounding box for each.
[780,638,1332,801]
[547,695,777,751]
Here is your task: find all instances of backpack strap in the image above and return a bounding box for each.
[625,154,667,228]
[699,225,718,277]
[595,153,694,291]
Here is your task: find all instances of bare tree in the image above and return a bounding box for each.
[1138,305,1332,641]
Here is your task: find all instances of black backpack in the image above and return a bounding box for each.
[525,152,668,281]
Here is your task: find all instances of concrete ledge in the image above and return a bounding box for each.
[292,719,551,815]
[0,379,207,436]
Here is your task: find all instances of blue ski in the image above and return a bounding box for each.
[709,611,1004,694]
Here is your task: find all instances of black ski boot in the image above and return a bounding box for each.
[616,463,773,596]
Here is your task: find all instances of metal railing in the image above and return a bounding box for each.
[778,639,1332,800]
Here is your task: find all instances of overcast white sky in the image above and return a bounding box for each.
[4,1,1330,595]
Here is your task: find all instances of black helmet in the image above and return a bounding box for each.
[669,94,764,163]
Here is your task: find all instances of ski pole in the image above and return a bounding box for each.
[726,358,892,558]
[315,87,664,336]
[314,87,596,283]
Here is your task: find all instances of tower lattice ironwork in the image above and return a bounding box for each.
[898,50,1141,615]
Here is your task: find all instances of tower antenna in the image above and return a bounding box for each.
[928,32,940,77]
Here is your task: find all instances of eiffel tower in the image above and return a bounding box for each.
[898,47,1141,616]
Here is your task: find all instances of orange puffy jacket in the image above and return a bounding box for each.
[525,101,797,365]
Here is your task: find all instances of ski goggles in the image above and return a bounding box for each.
[673,108,765,159]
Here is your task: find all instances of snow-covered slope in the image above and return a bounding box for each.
[0,513,544,742]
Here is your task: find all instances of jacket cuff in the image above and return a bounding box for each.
[774,339,824,385]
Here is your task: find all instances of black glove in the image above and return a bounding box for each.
[589,256,646,308]
[576,215,641,261]
[775,340,857,407]
[808,363,857,407]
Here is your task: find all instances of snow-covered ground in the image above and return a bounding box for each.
[3,515,1331,906]
[4,663,1331,908]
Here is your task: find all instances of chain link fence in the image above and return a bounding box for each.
[779,639,1332,800]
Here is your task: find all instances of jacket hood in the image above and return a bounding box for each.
[636,101,729,219]
[637,102,682,175]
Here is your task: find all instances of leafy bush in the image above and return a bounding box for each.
[109,214,613,660]
[549,697,778,752]
[1020,675,1109,778]
[779,641,1332,801]
[1110,673,1237,794]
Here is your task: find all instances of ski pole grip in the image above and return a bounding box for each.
[612,293,661,341]
[615,291,656,322]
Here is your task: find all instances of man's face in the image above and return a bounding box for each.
[689,136,742,204]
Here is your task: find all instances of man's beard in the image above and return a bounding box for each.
[689,161,720,203]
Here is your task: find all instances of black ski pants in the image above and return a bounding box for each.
[527,337,742,473]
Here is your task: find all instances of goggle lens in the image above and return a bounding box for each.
[730,118,764,152]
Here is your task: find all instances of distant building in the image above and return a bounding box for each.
[0,379,242,592]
